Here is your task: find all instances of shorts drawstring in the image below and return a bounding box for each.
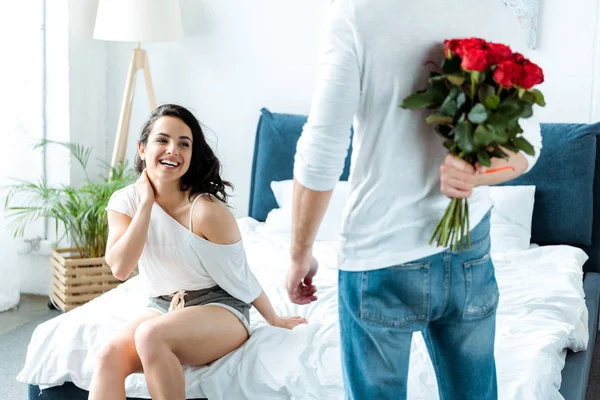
[168,290,187,312]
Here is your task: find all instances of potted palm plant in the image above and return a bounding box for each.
[1,140,136,312]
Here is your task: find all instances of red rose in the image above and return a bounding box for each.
[461,49,490,71]
[487,43,513,65]
[519,60,544,89]
[457,38,486,54]
[444,39,462,58]
[493,61,523,87]
[512,52,526,63]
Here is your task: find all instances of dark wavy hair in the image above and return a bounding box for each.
[134,104,233,203]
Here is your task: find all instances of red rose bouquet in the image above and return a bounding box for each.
[401,38,545,250]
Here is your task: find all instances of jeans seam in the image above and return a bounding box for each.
[462,253,497,319]
[441,251,452,319]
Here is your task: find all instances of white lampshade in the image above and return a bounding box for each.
[93,0,184,42]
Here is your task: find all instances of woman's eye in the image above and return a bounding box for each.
[180,142,190,147]
[156,138,167,143]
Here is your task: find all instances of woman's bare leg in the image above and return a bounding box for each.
[89,310,161,400]
[134,305,248,400]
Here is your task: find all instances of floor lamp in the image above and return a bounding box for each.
[93,0,184,175]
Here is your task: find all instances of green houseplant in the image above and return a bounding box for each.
[1,140,136,311]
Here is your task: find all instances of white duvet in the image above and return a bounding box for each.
[17,218,589,400]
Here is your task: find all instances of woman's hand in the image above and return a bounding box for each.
[137,169,155,205]
[269,315,308,330]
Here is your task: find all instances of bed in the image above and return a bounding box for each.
[19,108,600,399]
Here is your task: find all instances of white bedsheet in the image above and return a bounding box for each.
[17,218,589,400]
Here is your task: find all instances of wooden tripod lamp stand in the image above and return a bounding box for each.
[93,0,184,174]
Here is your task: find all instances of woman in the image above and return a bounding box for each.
[89,104,306,400]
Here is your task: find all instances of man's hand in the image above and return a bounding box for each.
[286,254,319,305]
[439,154,477,199]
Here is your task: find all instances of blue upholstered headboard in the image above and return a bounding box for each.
[248,108,353,222]
[247,108,600,273]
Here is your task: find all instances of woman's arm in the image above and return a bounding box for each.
[105,202,152,281]
[105,171,155,281]
[195,198,307,329]
[252,290,307,329]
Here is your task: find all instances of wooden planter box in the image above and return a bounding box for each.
[51,248,125,312]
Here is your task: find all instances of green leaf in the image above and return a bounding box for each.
[34,139,93,181]
[489,145,509,159]
[503,142,519,153]
[530,89,546,107]
[477,150,492,167]
[521,103,533,119]
[471,71,486,84]
[431,80,450,106]
[428,74,447,83]
[426,114,454,125]
[519,91,536,105]
[455,121,475,153]
[448,86,462,100]
[473,124,494,147]
[512,137,535,156]
[478,84,495,103]
[468,103,489,124]
[447,75,466,86]
[440,97,458,117]
[485,121,510,144]
[507,122,524,139]
[401,91,434,109]
[483,95,500,110]
[495,99,525,124]
[442,56,462,74]
[456,92,467,109]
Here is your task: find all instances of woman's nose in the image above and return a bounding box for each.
[166,144,178,155]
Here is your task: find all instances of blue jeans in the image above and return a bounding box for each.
[338,212,498,400]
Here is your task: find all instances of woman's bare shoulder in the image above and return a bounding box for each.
[192,195,240,244]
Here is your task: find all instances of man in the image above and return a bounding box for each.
[285,1,542,399]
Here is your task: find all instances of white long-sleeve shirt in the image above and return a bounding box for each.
[294,0,542,272]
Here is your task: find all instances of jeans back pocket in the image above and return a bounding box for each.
[360,263,430,329]
[462,253,499,319]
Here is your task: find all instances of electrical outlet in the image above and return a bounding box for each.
[16,237,52,256]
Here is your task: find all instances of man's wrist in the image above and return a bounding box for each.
[290,243,312,263]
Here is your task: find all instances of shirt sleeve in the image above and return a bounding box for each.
[293,0,360,191]
[192,241,263,304]
[519,117,543,173]
[105,184,138,218]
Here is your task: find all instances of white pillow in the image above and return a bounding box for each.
[265,180,349,241]
[266,181,536,250]
[489,185,536,252]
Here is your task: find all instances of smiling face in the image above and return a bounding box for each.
[138,116,193,182]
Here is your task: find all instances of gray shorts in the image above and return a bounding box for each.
[147,285,252,335]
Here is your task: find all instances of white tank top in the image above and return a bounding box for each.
[106,184,262,301]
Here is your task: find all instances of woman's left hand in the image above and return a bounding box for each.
[270,315,308,330]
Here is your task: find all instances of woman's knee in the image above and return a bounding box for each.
[95,339,130,373]
[134,320,167,362]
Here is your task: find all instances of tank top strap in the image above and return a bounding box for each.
[189,193,208,232]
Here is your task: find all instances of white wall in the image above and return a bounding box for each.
[106,0,330,216]
[0,1,46,301]
[101,0,600,216]
[68,0,108,185]
[530,0,600,123]
[4,0,107,296]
